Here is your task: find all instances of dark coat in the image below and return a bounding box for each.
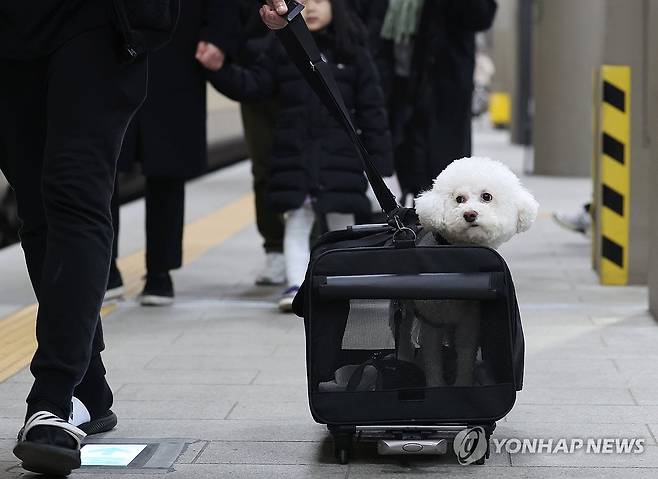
[347,0,393,100]
[118,0,239,179]
[0,0,107,59]
[210,33,393,216]
[387,0,497,194]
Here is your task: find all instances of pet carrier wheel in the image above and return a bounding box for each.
[484,423,494,460]
[333,433,354,464]
[473,423,494,465]
[336,447,350,464]
[329,426,355,465]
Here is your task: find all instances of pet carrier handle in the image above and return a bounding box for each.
[316,272,506,300]
[265,1,403,220]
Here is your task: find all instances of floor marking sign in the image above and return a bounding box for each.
[81,444,148,467]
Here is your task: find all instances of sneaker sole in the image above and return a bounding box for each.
[78,410,118,435]
[140,295,174,306]
[256,278,286,286]
[104,286,124,301]
[552,214,587,234]
[278,300,294,313]
[14,441,80,476]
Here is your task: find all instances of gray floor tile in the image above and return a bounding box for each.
[98,419,324,442]
[132,464,346,479]
[505,404,657,424]
[226,401,313,421]
[0,440,16,462]
[112,400,236,420]
[510,444,658,467]
[145,354,305,372]
[0,462,22,479]
[631,388,658,405]
[175,440,209,464]
[515,387,635,405]
[195,440,334,465]
[349,465,658,478]
[116,384,308,402]
[108,369,259,386]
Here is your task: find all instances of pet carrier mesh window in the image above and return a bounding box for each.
[306,247,517,425]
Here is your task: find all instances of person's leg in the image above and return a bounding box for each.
[283,202,315,289]
[111,175,121,265]
[241,100,286,286]
[145,177,185,274]
[106,174,124,299]
[141,176,184,305]
[71,320,114,424]
[241,100,284,254]
[0,59,49,298]
[279,202,314,312]
[26,27,147,420]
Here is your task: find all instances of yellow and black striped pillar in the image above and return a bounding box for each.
[596,65,631,285]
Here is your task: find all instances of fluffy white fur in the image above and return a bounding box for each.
[410,157,538,387]
[415,157,539,248]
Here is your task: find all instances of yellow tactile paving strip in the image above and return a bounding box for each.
[0,193,255,382]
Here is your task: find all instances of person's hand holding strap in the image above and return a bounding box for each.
[260,0,306,30]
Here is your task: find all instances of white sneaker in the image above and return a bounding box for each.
[69,397,91,427]
[278,286,300,313]
[255,253,286,286]
[553,208,592,235]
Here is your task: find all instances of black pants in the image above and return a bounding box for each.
[240,100,284,254]
[0,28,147,419]
[111,176,185,274]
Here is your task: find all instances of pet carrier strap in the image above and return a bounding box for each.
[272,1,401,218]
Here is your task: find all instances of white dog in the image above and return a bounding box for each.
[409,157,538,386]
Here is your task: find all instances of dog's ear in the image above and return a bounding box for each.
[516,188,539,233]
[414,188,445,231]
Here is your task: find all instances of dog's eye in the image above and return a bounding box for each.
[481,193,493,202]
[456,195,467,204]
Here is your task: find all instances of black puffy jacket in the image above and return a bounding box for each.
[210,32,393,216]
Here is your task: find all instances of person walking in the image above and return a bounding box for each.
[0,1,178,475]
[380,0,498,196]
[347,0,393,101]
[211,0,393,311]
[237,0,286,286]
[107,0,239,306]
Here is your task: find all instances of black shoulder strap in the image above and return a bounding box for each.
[272,1,401,218]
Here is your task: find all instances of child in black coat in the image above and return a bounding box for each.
[210,0,393,311]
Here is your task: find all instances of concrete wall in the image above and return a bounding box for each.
[532,0,606,176]
[647,0,658,313]
[490,0,517,94]
[600,0,652,285]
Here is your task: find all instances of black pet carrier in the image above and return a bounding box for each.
[274,1,525,465]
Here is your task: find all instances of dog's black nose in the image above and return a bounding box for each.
[464,211,478,223]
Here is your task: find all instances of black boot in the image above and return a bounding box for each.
[140,272,174,306]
